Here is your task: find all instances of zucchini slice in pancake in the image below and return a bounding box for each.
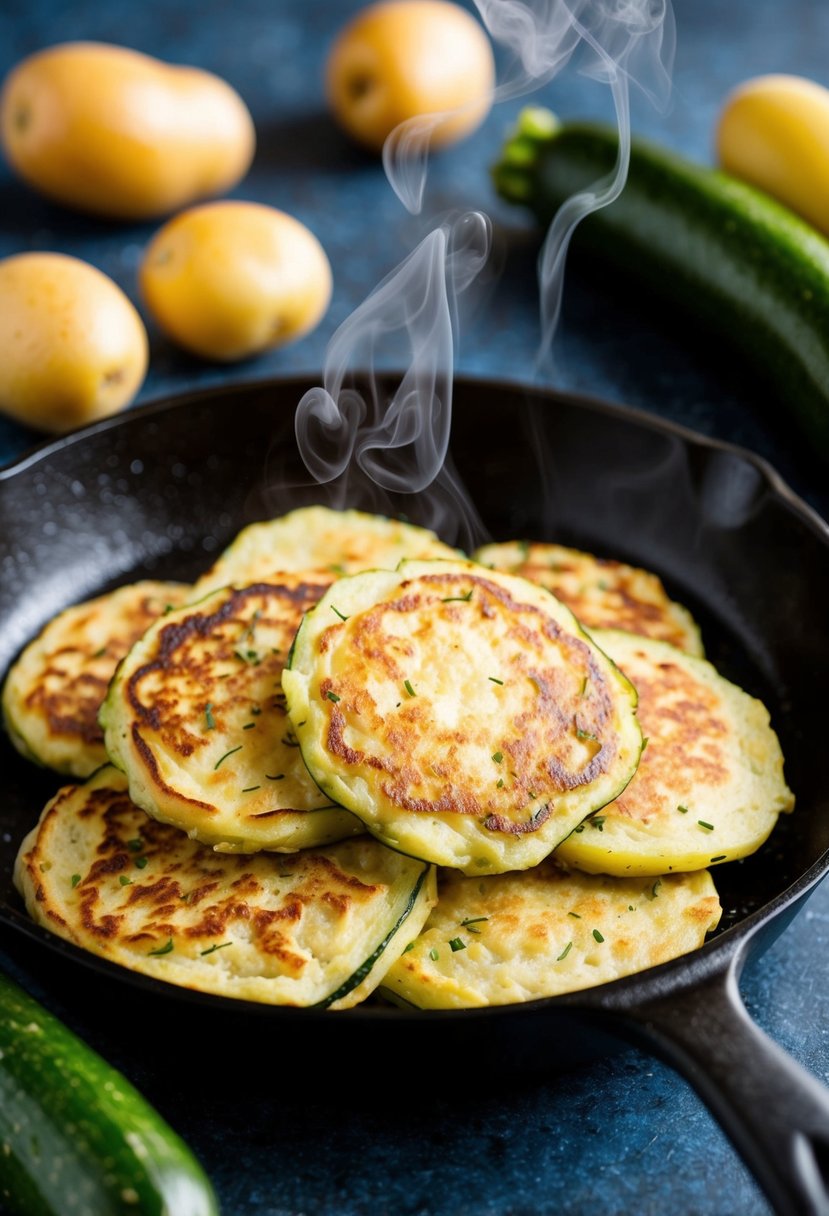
[282,559,643,875]
[2,581,190,779]
[14,766,435,1009]
[100,575,362,853]
[555,630,795,876]
[473,541,703,656]
[192,505,461,598]
[380,862,721,1008]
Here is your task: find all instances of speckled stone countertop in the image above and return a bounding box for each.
[1,2,829,1214]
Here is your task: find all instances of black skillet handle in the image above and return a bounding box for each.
[612,951,829,1216]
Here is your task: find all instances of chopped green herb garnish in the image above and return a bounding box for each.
[92,647,107,659]
[326,690,341,703]
[403,941,415,953]
[647,879,663,900]
[429,947,439,961]
[448,937,466,952]
[70,873,81,888]
[331,605,349,621]
[597,579,610,591]
[127,838,143,852]
[641,736,649,751]
[592,929,605,943]
[441,588,473,603]
[119,875,133,887]
[266,773,285,781]
[568,911,581,919]
[242,785,261,793]
[135,857,149,869]
[242,721,257,730]
[575,726,599,742]
[281,733,300,748]
[488,676,504,686]
[590,816,605,831]
[204,702,216,730]
[677,804,689,814]
[328,564,346,575]
[147,938,173,956]
[460,916,489,932]
[404,679,416,697]
[580,676,589,696]
[496,778,504,789]
[491,751,503,764]
[200,942,232,956]
[710,855,727,863]
[557,941,573,961]
[250,706,262,716]
[698,820,715,831]
[214,745,243,770]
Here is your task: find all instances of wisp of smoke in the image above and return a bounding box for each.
[297,0,674,513]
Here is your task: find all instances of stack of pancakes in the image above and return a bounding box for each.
[3,507,793,1009]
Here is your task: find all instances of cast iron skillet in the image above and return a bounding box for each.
[1,375,829,1216]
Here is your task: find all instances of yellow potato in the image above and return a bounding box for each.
[326,0,495,152]
[0,252,148,433]
[0,41,255,220]
[717,74,829,237]
[139,201,333,361]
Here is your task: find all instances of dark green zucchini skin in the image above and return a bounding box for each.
[492,107,829,460]
[0,970,220,1216]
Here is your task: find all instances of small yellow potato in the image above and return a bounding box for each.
[0,252,148,433]
[717,74,829,237]
[0,41,255,220]
[139,201,333,361]
[325,0,495,152]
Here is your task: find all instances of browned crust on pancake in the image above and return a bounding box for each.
[317,570,621,829]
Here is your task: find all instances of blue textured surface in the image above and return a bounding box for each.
[1,2,829,1214]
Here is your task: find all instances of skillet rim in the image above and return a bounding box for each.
[1,370,827,1021]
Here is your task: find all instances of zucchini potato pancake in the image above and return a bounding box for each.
[283,559,643,874]
[14,767,435,1009]
[101,575,363,853]
[2,580,190,778]
[192,505,461,598]
[4,506,795,1010]
[473,541,703,655]
[555,630,795,876]
[381,862,721,1008]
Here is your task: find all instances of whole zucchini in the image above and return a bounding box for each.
[492,106,829,460]
[0,969,219,1216]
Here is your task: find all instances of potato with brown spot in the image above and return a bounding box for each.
[14,766,435,1008]
[0,252,148,433]
[139,202,332,362]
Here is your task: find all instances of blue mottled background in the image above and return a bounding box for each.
[1,2,829,1213]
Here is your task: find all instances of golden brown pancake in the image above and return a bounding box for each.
[101,574,362,853]
[283,559,643,874]
[473,541,703,655]
[2,580,190,777]
[381,861,721,1008]
[14,766,435,1009]
[192,505,462,598]
[555,630,795,875]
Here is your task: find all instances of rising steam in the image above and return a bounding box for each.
[297,0,675,510]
